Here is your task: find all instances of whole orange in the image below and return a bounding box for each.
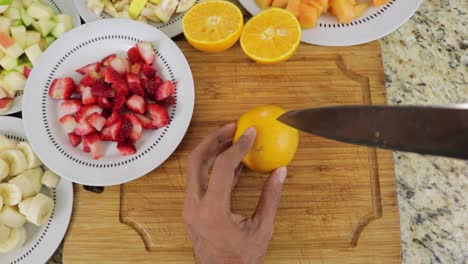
[234,105,299,173]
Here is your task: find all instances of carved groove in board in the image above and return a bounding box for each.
[336,55,382,247]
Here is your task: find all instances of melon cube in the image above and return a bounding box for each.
[0,16,11,33]
[26,30,41,47]
[32,19,56,37]
[24,43,42,64]
[5,43,23,59]
[3,71,26,91]
[4,7,20,20]
[0,55,18,70]
[10,25,26,48]
[286,0,301,17]
[20,8,34,26]
[0,5,8,14]
[27,2,54,20]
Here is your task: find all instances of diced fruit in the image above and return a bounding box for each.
[142,64,156,79]
[158,96,175,108]
[31,19,56,37]
[91,80,115,98]
[127,47,142,64]
[125,94,146,114]
[5,43,23,59]
[0,98,13,114]
[104,111,120,127]
[131,63,142,74]
[101,120,121,141]
[25,30,40,47]
[60,99,81,115]
[4,71,25,91]
[79,71,100,86]
[83,133,103,160]
[0,5,9,14]
[81,86,98,105]
[24,44,42,64]
[112,93,125,112]
[87,0,105,15]
[76,62,100,75]
[354,2,371,19]
[97,97,112,110]
[109,56,130,75]
[128,82,144,96]
[118,117,132,141]
[298,3,319,28]
[136,114,155,129]
[23,65,31,78]
[128,0,148,19]
[0,32,14,49]
[0,87,7,99]
[59,115,77,132]
[41,169,60,188]
[256,0,272,9]
[154,0,178,23]
[147,103,169,128]
[48,77,75,100]
[87,112,106,131]
[75,105,103,121]
[155,81,175,101]
[373,0,389,7]
[176,0,196,13]
[136,42,155,65]
[27,2,54,20]
[10,25,26,48]
[67,133,81,147]
[271,0,288,8]
[117,140,136,156]
[20,7,34,26]
[4,7,20,20]
[74,118,95,136]
[0,17,11,33]
[330,0,356,23]
[125,114,143,141]
[0,55,17,70]
[101,53,116,66]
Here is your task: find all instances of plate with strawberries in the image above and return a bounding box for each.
[22,19,194,186]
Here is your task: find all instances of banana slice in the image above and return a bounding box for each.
[0,135,17,153]
[9,167,43,199]
[41,169,60,189]
[0,206,26,228]
[0,224,11,243]
[16,142,43,169]
[0,195,3,211]
[24,193,54,226]
[0,226,26,253]
[0,183,22,206]
[0,150,27,176]
[18,197,32,216]
[0,158,9,181]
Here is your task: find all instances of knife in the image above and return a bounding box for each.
[277,105,468,159]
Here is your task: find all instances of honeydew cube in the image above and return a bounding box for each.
[10,25,26,48]
[20,8,34,26]
[4,7,20,20]
[11,0,23,9]
[0,55,17,70]
[32,19,56,37]
[0,16,11,32]
[0,78,16,97]
[27,2,53,20]
[44,35,55,46]
[24,43,41,64]
[5,43,23,59]
[3,71,25,91]
[54,14,73,29]
[0,6,9,14]
[25,30,40,47]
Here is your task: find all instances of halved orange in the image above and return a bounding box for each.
[182,1,244,53]
[240,8,301,64]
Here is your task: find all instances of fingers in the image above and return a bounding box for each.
[206,127,256,204]
[186,124,236,197]
[253,167,287,230]
[232,164,244,189]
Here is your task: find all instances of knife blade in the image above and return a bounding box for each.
[277,105,468,159]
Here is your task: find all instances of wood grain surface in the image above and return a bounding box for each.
[63,41,401,263]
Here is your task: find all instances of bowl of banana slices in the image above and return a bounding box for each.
[0,116,73,264]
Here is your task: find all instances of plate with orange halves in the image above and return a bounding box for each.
[238,0,424,46]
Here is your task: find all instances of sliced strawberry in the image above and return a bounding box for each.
[126,73,140,84]
[59,115,77,132]
[23,66,31,78]
[76,84,84,94]
[74,118,96,136]
[80,71,101,87]
[75,105,103,122]
[91,80,115,98]
[128,82,144,97]
[136,114,155,129]
[112,93,126,112]
[118,117,132,142]
[147,103,169,128]
[82,135,91,152]
[88,133,103,160]
[105,111,120,127]
[98,97,113,110]
[101,120,122,141]
[136,42,156,65]
[49,77,75,100]
[131,63,142,75]
[125,94,146,114]
[124,114,143,141]
[127,46,143,64]
[60,99,82,115]
[101,54,117,67]
[156,81,175,101]
[117,140,136,156]
[112,83,129,97]
[158,96,176,108]
[145,79,159,99]
[154,76,163,86]
[109,57,130,75]
[76,62,101,75]
[142,64,156,79]
[87,112,106,131]
[104,66,124,83]
[67,133,81,147]
[81,86,98,105]
[0,98,13,109]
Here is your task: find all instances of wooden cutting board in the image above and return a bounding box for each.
[63,41,401,263]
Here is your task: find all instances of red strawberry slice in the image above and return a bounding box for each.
[97,97,112,110]
[118,117,132,142]
[147,103,169,128]
[127,47,143,64]
[142,64,156,79]
[60,99,82,115]
[76,105,103,122]
[104,66,124,84]
[136,42,156,65]
[87,112,106,131]
[155,81,175,101]
[59,115,77,132]
[125,94,146,114]
[154,76,163,86]
[67,133,81,147]
[81,86,98,105]
[74,118,95,136]
[101,120,121,141]
[101,54,117,67]
[117,140,136,156]
[128,82,144,96]
[145,79,159,99]
[79,72,101,87]
[49,78,75,100]
[105,111,120,127]
[109,57,130,75]
[126,73,140,84]
[112,93,126,112]
[131,63,142,75]
[0,98,12,110]
[91,80,115,98]
[23,66,31,78]
[76,62,101,75]
[136,114,155,129]
[124,114,143,141]
[157,96,176,108]
[76,84,84,94]
[82,133,103,159]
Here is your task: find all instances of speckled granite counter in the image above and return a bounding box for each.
[48,0,467,263]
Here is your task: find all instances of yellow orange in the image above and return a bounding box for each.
[234,105,299,173]
[182,1,244,53]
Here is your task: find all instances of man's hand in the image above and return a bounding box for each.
[183,123,287,264]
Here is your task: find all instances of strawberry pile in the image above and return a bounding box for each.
[48,42,176,160]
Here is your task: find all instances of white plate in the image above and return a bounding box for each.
[22,19,194,186]
[238,0,423,46]
[73,0,197,38]
[0,116,73,264]
[1,0,81,116]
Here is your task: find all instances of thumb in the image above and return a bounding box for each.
[253,167,287,229]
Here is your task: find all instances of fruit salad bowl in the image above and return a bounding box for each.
[22,19,194,186]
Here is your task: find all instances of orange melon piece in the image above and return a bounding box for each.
[303,0,324,14]
[353,2,370,19]
[256,0,273,9]
[329,0,355,23]
[286,0,301,17]
[299,3,319,28]
[271,0,288,8]
[373,0,389,7]
[0,32,14,49]
[314,0,329,11]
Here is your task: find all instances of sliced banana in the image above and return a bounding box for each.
[16,142,43,169]
[9,167,43,199]
[25,193,54,227]
[0,226,26,253]
[0,224,11,243]
[18,197,32,216]
[0,149,28,176]
[0,206,26,228]
[0,183,22,206]
[0,158,9,181]
[41,169,60,189]
[0,195,3,211]
[0,135,17,153]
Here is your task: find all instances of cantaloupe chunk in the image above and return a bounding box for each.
[329,0,355,23]
[314,0,329,12]
[286,0,301,17]
[353,2,370,19]
[256,0,273,9]
[303,0,324,14]
[299,3,319,28]
[271,0,288,8]
[0,32,14,49]
[373,0,389,7]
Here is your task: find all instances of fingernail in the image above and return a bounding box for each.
[226,123,236,128]
[276,167,287,183]
[244,127,256,137]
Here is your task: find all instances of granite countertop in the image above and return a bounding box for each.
[48,0,467,263]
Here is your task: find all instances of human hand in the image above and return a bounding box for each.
[183,123,287,264]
